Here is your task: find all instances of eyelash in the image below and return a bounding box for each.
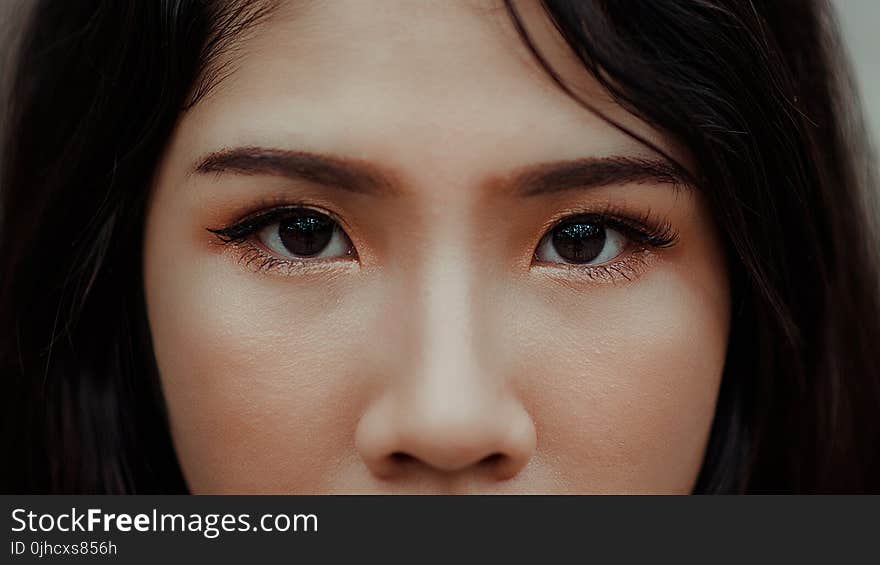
[209,205,327,244]
[206,202,679,282]
[546,205,678,248]
[531,204,679,283]
[207,203,357,276]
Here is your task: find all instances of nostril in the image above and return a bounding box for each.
[390,451,416,465]
[480,453,505,466]
[388,451,506,472]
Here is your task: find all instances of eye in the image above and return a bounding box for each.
[257,209,354,260]
[534,215,627,265]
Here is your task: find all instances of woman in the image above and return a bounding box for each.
[1,0,878,493]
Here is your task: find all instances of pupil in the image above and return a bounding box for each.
[552,221,606,263]
[278,212,334,257]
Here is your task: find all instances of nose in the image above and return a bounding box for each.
[355,254,536,484]
[356,384,536,481]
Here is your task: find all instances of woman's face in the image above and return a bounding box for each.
[144,0,730,493]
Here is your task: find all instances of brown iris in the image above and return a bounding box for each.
[551,220,606,263]
[278,212,335,257]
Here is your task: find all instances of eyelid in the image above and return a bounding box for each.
[206,202,360,276]
[207,202,349,243]
[529,204,679,284]
[534,204,679,250]
[531,252,656,284]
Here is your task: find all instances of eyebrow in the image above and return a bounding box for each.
[195,147,398,196]
[193,147,690,197]
[508,155,690,196]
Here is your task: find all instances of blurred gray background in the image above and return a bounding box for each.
[836,0,880,150]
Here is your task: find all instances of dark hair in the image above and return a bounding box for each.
[1,0,878,493]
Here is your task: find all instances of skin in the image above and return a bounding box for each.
[143,0,730,493]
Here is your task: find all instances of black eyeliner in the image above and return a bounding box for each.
[207,206,321,243]
[551,208,679,251]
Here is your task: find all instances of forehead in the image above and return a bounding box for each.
[177,0,675,184]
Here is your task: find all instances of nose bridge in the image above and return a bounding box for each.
[410,230,490,404]
[396,246,513,470]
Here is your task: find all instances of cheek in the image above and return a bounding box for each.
[144,223,373,493]
[514,267,730,493]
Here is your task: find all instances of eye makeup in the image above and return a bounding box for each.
[207,201,359,277]
[205,198,680,283]
[530,203,679,284]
